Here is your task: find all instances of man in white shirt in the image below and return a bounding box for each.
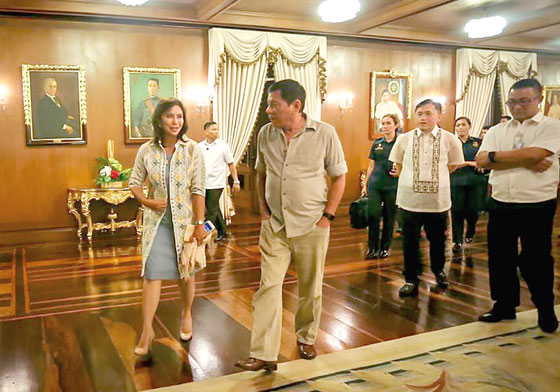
[389,99,464,297]
[199,122,240,240]
[476,78,560,333]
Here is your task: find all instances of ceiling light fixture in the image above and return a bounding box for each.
[318,0,360,23]
[464,16,507,39]
[115,0,150,6]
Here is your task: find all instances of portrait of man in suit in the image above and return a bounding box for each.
[34,77,77,139]
[24,64,86,146]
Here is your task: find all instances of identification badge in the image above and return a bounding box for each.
[513,132,524,150]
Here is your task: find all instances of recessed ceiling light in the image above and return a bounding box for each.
[464,16,507,39]
[318,0,361,23]
[115,0,150,6]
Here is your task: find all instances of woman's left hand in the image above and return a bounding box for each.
[189,224,206,245]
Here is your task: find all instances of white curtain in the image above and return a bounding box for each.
[498,51,537,117]
[208,28,327,222]
[455,49,537,137]
[456,49,499,137]
[270,33,327,119]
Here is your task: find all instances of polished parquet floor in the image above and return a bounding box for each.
[1,210,559,391]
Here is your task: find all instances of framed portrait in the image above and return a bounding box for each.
[22,64,87,146]
[542,86,560,120]
[123,67,181,144]
[369,69,412,139]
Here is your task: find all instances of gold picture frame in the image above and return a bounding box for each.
[542,85,560,120]
[22,64,87,146]
[123,67,181,144]
[369,69,412,139]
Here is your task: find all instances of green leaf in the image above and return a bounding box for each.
[96,157,110,169]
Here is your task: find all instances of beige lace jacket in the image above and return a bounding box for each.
[129,136,206,278]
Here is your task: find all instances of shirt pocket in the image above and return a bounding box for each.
[289,154,323,173]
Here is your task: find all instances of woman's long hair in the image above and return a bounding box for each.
[152,98,188,143]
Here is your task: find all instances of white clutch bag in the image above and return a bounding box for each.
[179,223,215,278]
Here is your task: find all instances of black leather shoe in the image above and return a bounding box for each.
[234,357,277,372]
[452,243,462,253]
[399,282,418,297]
[464,237,473,244]
[297,342,316,360]
[379,250,389,258]
[435,271,449,288]
[478,309,516,323]
[538,310,559,333]
[365,249,379,259]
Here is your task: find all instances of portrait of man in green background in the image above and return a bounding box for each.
[123,67,181,144]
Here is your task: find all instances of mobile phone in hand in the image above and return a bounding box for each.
[204,220,216,233]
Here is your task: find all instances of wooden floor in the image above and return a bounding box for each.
[1,209,559,391]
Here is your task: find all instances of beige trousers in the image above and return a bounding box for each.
[249,219,330,361]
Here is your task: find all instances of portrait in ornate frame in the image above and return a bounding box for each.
[123,67,181,144]
[542,85,560,120]
[22,64,87,146]
[369,69,412,139]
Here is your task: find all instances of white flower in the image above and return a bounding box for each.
[100,166,112,177]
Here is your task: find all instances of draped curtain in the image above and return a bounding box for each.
[455,49,537,137]
[208,27,327,222]
[269,33,327,119]
[497,51,538,117]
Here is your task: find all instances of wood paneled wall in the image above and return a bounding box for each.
[0,19,210,231]
[538,53,560,86]
[324,38,456,198]
[0,18,558,232]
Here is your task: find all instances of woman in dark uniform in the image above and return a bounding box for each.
[451,117,485,252]
[362,113,399,259]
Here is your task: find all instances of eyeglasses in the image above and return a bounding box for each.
[505,97,539,107]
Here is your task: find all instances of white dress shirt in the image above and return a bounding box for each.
[199,138,234,190]
[478,112,560,203]
[389,126,464,213]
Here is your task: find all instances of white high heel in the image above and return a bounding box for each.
[180,313,193,341]
[179,330,193,341]
[134,330,154,356]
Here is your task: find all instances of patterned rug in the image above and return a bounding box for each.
[151,306,560,392]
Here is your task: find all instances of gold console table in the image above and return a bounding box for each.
[67,186,146,243]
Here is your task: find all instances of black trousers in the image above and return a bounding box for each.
[487,198,557,312]
[205,188,227,236]
[451,183,485,244]
[401,209,447,283]
[367,188,397,252]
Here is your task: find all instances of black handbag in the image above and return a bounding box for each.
[349,197,370,229]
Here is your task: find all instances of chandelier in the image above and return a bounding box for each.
[464,16,507,39]
[115,0,150,6]
[318,0,360,23]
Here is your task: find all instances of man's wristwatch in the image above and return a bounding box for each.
[488,151,496,163]
[322,212,335,221]
[193,220,204,225]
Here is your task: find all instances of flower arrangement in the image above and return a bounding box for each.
[96,157,132,186]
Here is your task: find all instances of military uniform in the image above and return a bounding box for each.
[132,96,160,138]
[450,136,485,245]
[367,136,398,254]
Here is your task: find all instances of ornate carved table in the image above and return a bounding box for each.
[67,186,146,243]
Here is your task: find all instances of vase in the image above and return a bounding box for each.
[100,181,124,189]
